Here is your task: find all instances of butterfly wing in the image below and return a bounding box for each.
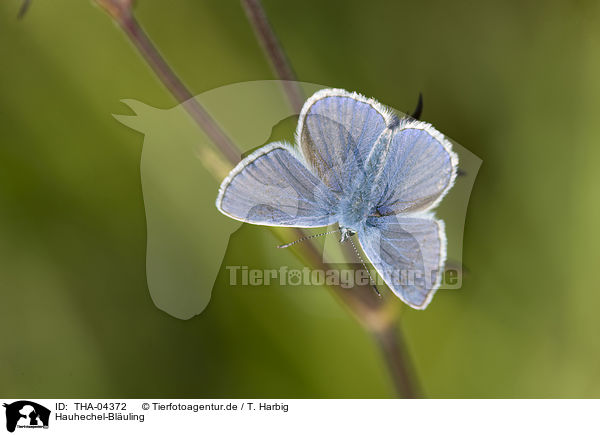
[297,89,392,195]
[375,120,458,215]
[216,142,338,228]
[359,215,446,309]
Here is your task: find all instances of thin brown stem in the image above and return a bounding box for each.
[241,0,305,113]
[17,0,32,19]
[96,0,240,165]
[373,325,420,398]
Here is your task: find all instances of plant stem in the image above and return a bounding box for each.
[373,325,420,398]
[94,0,420,398]
[96,0,240,165]
[241,0,305,113]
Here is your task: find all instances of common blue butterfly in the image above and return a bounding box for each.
[216,88,458,309]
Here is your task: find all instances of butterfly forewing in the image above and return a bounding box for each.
[297,89,389,195]
[216,142,338,228]
[375,122,458,215]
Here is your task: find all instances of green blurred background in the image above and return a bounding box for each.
[1,0,599,398]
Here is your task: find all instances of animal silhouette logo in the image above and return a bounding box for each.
[3,401,50,433]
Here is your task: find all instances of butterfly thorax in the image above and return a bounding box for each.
[337,177,381,238]
[338,189,369,231]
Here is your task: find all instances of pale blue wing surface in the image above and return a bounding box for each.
[374,121,458,215]
[359,215,445,309]
[297,89,389,195]
[216,142,338,227]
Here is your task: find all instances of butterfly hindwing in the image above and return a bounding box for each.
[359,215,446,309]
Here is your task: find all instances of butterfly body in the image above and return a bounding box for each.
[216,88,458,309]
[337,121,400,237]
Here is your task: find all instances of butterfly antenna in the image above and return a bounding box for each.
[277,229,340,249]
[411,92,423,120]
[348,236,381,298]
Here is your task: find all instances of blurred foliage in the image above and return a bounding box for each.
[1,0,599,397]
